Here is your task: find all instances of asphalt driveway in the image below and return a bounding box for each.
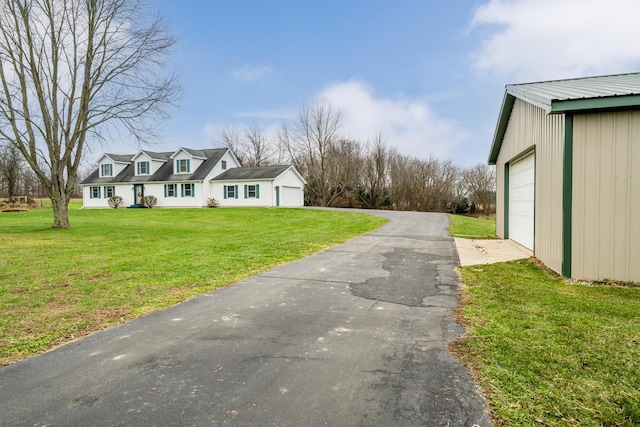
[0,210,491,426]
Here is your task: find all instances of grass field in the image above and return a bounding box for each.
[448,214,497,240]
[0,205,386,366]
[454,260,640,426]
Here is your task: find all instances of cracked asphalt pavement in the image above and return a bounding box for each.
[0,210,492,426]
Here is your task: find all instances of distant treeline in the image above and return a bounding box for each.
[217,100,495,214]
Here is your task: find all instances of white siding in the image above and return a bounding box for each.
[210,181,275,207]
[274,168,305,207]
[172,150,204,176]
[148,183,202,208]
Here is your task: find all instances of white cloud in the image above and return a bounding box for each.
[230,64,274,82]
[470,0,640,82]
[318,81,467,159]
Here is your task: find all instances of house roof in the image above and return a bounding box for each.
[104,154,134,163]
[211,165,292,181]
[136,150,172,161]
[81,148,229,185]
[489,72,640,165]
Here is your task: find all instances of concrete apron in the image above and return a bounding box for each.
[0,210,492,427]
[455,237,532,266]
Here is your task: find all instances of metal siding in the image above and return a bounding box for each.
[495,99,564,273]
[496,163,505,237]
[572,111,640,281]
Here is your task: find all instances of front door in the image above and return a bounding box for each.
[133,184,145,205]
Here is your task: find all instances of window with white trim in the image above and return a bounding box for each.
[101,164,113,177]
[104,186,115,198]
[137,161,150,175]
[243,184,260,199]
[182,183,194,197]
[221,160,227,170]
[90,186,100,198]
[176,159,190,173]
[225,185,236,199]
[164,184,177,197]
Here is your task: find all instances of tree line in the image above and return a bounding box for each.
[216,100,495,214]
[1,98,494,214]
[0,143,53,200]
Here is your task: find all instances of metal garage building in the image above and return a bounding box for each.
[489,73,640,282]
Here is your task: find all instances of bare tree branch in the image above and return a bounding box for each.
[0,0,179,227]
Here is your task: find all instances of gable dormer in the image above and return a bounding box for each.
[132,151,171,177]
[170,148,207,175]
[98,154,132,178]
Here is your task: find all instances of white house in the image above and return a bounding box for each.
[81,147,306,208]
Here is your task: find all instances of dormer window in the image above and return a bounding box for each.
[176,159,190,174]
[101,164,113,177]
[137,161,150,175]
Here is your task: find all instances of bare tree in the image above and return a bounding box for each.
[218,123,274,167]
[0,142,23,198]
[324,138,364,207]
[448,167,470,214]
[280,100,342,206]
[219,125,244,166]
[242,123,273,166]
[360,132,389,209]
[0,0,178,228]
[464,164,496,214]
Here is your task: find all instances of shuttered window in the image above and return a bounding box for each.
[181,183,194,197]
[176,159,190,173]
[244,184,260,198]
[137,161,149,175]
[224,185,238,199]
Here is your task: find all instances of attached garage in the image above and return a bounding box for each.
[279,186,303,207]
[211,165,306,208]
[489,72,640,282]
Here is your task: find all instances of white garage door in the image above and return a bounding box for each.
[281,186,302,207]
[509,152,535,250]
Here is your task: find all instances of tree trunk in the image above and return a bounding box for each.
[50,191,71,229]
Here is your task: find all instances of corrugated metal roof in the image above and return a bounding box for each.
[489,72,640,164]
[506,72,640,113]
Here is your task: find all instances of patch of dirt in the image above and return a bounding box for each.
[92,307,131,324]
[1,207,28,212]
[42,283,70,290]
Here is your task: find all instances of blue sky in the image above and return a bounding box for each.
[104,0,640,167]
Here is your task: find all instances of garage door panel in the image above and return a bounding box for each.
[281,186,302,207]
[509,152,535,250]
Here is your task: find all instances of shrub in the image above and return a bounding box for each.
[142,195,157,208]
[207,197,219,208]
[108,195,123,209]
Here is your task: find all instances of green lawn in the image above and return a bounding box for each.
[454,260,640,426]
[448,214,497,239]
[0,206,386,366]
